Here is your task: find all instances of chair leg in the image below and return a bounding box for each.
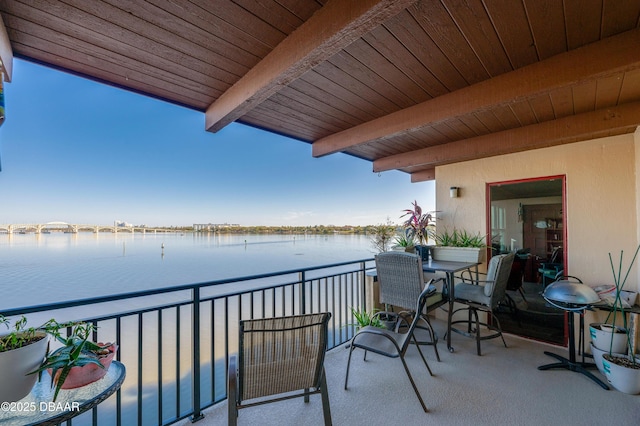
[344,344,356,390]
[320,368,333,426]
[228,356,238,426]
[472,308,481,356]
[399,355,428,413]
[419,314,441,362]
[411,333,433,376]
[491,313,508,348]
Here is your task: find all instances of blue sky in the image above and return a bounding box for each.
[0,59,434,227]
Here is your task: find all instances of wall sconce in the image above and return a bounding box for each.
[450,187,459,198]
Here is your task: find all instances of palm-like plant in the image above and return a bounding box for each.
[401,201,435,245]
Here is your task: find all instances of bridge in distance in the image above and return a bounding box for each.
[0,222,180,234]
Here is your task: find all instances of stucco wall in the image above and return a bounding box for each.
[435,133,639,293]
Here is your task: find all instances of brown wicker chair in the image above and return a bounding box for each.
[228,313,332,426]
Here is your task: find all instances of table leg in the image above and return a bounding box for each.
[446,271,454,352]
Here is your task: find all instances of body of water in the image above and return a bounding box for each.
[0,232,375,310]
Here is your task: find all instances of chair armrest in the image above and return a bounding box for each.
[457,269,489,285]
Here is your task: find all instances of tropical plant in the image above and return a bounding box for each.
[433,228,488,248]
[369,219,397,253]
[349,307,386,329]
[401,201,435,245]
[30,320,113,401]
[394,232,415,249]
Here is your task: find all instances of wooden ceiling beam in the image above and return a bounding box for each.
[410,168,435,182]
[205,0,416,133]
[373,102,640,171]
[312,27,640,157]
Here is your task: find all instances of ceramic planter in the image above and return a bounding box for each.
[589,323,628,354]
[50,343,118,389]
[0,331,48,402]
[430,246,484,263]
[590,342,626,376]
[602,353,640,394]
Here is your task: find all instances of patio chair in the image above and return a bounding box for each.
[450,253,515,355]
[538,246,564,287]
[344,280,439,413]
[375,251,447,361]
[228,313,332,426]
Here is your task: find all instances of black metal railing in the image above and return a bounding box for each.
[1,258,375,425]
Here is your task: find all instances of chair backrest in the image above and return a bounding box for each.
[238,312,331,402]
[484,253,515,309]
[375,251,424,311]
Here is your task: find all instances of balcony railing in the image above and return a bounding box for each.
[1,258,375,425]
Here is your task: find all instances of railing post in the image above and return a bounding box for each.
[191,286,204,422]
[360,261,367,309]
[299,271,307,315]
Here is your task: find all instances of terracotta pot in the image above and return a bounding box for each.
[51,343,118,389]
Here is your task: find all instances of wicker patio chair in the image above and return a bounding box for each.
[344,281,438,413]
[451,253,515,355]
[375,251,447,361]
[228,313,332,426]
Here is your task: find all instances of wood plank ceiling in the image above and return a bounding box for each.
[1,0,640,182]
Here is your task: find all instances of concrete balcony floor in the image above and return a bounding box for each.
[179,318,639,426]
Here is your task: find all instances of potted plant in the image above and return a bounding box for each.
[430,228,488,263]
[0,315,51,402]
[31,320,117,401]
[596,246,640,394]
[401,201,435,261]
[350,307,396,331]
[392,231,415,252]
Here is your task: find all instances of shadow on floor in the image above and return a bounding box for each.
[495,281,565,345]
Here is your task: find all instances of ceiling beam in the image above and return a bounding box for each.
[205,0,416,133]
[410,168,435,183]
[0,14,12,82]
[374,102,640,172]
[312,27,640,158]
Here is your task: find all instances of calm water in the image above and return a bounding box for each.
[0,232,374,310]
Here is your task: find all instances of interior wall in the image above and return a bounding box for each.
[435,133,639,293]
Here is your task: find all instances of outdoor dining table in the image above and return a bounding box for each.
[367,258,479,353]
[420,259,480,352]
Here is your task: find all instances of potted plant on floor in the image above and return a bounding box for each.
[0,315,50,402]
[30,320,117,401]
[430,228,488,263]
[401,201,435,261]
[597,245,640,394]
[350,307,396,331]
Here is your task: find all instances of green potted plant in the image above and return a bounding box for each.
[392,231,416,252]
[430,228,488,263]
[31,320,117,402]
[401,201,435,261]
[350,307,396,331]
[0,315,51,402]
[597,246,640,394]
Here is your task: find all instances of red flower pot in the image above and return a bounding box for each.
[50,343,118,389]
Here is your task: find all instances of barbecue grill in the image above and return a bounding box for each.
[538,276,609,389]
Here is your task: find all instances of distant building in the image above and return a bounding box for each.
[193,223,239,232]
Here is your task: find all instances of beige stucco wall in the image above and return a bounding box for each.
[435,132,639,293]
[434,131,640,334]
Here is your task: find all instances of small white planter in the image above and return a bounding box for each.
[0,331,48,402]
[602,354,640,394]
[589,323,628,354]
[430,246,484,263]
